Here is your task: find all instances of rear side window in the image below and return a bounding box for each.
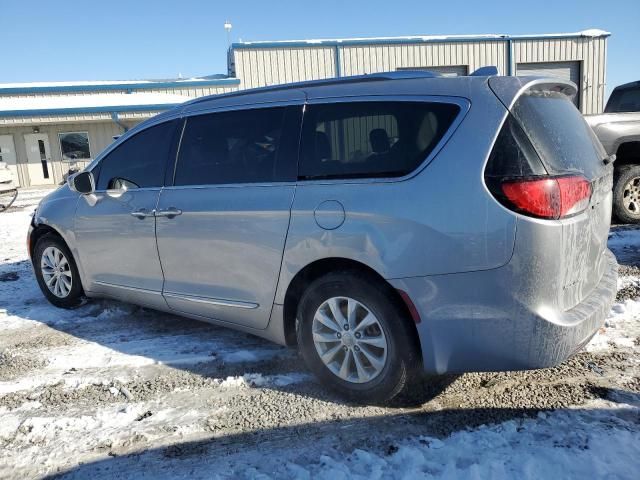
[96,121,177,190]
[174,106,295,186]
[511,90,606,179]
[299,101,460,180]
[605,86,640,113]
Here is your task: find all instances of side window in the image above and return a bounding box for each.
[96,121,177,190]
[174,106,293,186]
[299,101,460,180]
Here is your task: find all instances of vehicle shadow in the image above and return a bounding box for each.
[44,401,640,479]
[0,257,456,408]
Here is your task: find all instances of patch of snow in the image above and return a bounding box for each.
[0,93,192,113]
[283,403,637,479]
[587,298,640,352]
[220,349,280,363]
[236,29,609,46]
[0,77,216,90]
[217,372,310,389]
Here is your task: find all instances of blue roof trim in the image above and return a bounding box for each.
[232,32,611,49]
[0,78,240,95]
[0,103,181,118]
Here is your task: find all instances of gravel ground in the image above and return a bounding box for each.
[0,189,639,478]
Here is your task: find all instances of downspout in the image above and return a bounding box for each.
[506,37,514,76]
[110,112,128,133]
[334,44,342,78]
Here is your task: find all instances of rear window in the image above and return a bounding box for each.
[605,86,640,113]
[299,101,460,180]
[511,90,606,179]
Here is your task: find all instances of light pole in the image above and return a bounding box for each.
[224,20,232,47]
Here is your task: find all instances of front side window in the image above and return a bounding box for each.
[299,101,460,180]
[96,121,177,190]
[174,107,290,186]
[59,132,91,161]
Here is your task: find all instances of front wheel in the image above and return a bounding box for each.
[33,234,83,308]
[296,272,419,403]
[613,165,640,224]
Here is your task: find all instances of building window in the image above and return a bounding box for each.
[58,132,91,161]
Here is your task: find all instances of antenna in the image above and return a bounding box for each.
[224,20,232,46]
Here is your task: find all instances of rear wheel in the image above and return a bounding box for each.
[614,165,640,224]
[33,234,83,308]
[296,271,418,403]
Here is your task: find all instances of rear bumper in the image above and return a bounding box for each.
[389,249,618,374]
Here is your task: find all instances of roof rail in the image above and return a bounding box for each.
[470,66,499,76]
[185,71,440,106]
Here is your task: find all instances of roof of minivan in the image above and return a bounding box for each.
[181,72,504,113]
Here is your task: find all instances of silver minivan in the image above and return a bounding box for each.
[29,72,618,402]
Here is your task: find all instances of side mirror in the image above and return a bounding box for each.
[69,171,95,195]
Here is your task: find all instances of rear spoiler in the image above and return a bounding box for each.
[488,76,578,111]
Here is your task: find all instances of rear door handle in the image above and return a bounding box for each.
[130,208,155,218]
[156,207,182,218]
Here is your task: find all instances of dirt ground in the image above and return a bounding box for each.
[0,189,638,479]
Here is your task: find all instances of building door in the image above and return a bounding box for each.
[516,61,581,108]
[0,135,20,186]
[24,133,54,185]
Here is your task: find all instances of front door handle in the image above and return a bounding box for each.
[156,207,182,218]
[130,208,155,218]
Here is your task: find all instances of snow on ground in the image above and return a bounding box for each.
[0,188,639,479]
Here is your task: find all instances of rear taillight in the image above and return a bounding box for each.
[500,175,591,219]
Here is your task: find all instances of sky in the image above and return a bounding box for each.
[1,0,638,99]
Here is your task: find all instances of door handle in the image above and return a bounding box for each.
[156,207,182,218]
[130,208,155,218]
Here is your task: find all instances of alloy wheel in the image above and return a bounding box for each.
[623,176,640,215]
[40,246,72,298]
[312,296,388,384]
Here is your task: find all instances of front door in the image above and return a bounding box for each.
[24,133,54,185]
[156,105,302,329]
[0,135,20,186]
[74,121,179,309]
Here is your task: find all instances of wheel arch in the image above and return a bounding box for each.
[281,257,422,361]
[614,140,640,168]
[29,223,66,259]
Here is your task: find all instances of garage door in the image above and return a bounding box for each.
[516,61,581,107]
[398,65,468,77]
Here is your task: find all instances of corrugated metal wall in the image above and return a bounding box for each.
[233,47,337,89]
[512,36,607,115]
[232,35,607,114]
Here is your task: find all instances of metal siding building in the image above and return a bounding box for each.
[0,78,239,187]
[1,30,609,187]
[230,30,609,115]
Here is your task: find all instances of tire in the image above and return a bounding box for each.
[33,234,84,308]
[296,271,419,404]
[613,165,640,224]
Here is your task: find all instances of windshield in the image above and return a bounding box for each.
[511,89,607,180]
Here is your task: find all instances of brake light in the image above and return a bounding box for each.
[500,175,591,219]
